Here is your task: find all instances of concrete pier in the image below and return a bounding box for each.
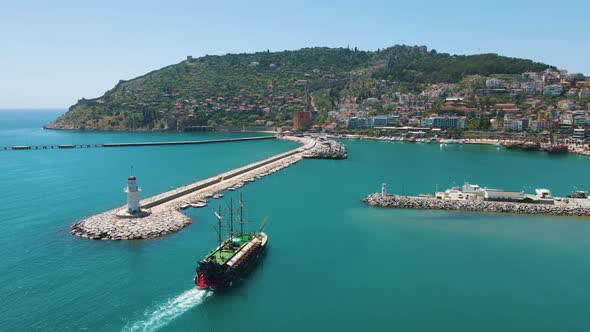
[1,136,274,151]
[363,193,590,217]
[71,136,347,240]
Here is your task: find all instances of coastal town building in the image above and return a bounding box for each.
[573,128,586,139]
[486,78,504,88]
[371,115,400,127]
[421,116,465,129]
[544,85,563,96]
[347,117,370,129]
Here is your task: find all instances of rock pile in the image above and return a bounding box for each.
[305,140,347,159]
[363,193,590,217]
[280,135,347,159]
[70,207,192,240]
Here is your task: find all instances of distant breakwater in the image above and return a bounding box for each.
[1,136,275,151]
[363,193,590,217]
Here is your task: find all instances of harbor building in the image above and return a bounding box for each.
[483,189,525,202]
[435,182,526,203]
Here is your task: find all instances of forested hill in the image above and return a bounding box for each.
[46,45,553,131]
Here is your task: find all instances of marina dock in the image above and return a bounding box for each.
[0,136,275,151]
[70,136,346,240]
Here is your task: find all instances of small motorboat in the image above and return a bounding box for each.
[190,202,207,208]
[212,194,223,199]
[180,202,190,210]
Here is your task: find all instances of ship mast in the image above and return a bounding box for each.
[214,206,223,249]
[229,198,234,238]
[239,192,245,235]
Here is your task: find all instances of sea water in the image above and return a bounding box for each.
[2,110,590,331]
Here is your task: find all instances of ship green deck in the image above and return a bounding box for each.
[206,234,252,265]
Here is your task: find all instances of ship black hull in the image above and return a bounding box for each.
[195,240,267,291]
[544,146,569,154]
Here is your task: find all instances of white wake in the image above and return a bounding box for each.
[124,288,212,332]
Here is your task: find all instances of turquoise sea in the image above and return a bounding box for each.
[3,109,590,331]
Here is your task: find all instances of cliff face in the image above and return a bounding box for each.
[46,45,552,131]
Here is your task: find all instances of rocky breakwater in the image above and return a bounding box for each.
[280,135,347,159]
[363,193,590,217]
[305,140,347,159]
[70,207,192,240]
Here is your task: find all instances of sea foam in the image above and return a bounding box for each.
[124,288,211,332]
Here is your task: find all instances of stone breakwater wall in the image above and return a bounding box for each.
[71,136,347,241]
[280,136,347,159]
[363,194,590,217]
[304,140,347,159]
[140,147,302,209]
[70,208,192,240]
[71,136,309,241]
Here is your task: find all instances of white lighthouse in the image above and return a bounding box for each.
[381,182,387,197]
[125,175,141,214]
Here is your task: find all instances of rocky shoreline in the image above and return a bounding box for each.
[280,136,347,159]
[363,193,590,217]
[70,207,192,240]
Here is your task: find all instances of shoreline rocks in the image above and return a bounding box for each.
[363,193,590,217]
[280,136,347,159]
[70,207,192,240]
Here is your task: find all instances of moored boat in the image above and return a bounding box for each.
[544,144,569,154]
[521,142,540,151]
[503,142,521,149]
[503,141,540,151]
[566,190,587,199]
[190,201,207,208]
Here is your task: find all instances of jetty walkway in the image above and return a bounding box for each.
[0,136,275,151]
[363,193,590,217]
[71,136,347,240]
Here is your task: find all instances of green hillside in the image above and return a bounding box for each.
[46,45,552,131]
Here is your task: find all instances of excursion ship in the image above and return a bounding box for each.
[543,133,569,154]
[503,141,541,151]
[543,144,569,154]
[195,195,268,291]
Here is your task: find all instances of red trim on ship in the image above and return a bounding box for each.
[196,272,219,290]
[196,272,208,289]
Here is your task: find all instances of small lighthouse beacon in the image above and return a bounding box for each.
[381,182,387,197]
[125,175,141,214]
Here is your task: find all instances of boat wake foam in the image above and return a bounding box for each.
[124,288,212,332]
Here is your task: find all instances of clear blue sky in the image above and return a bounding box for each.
[1,0,588,108]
